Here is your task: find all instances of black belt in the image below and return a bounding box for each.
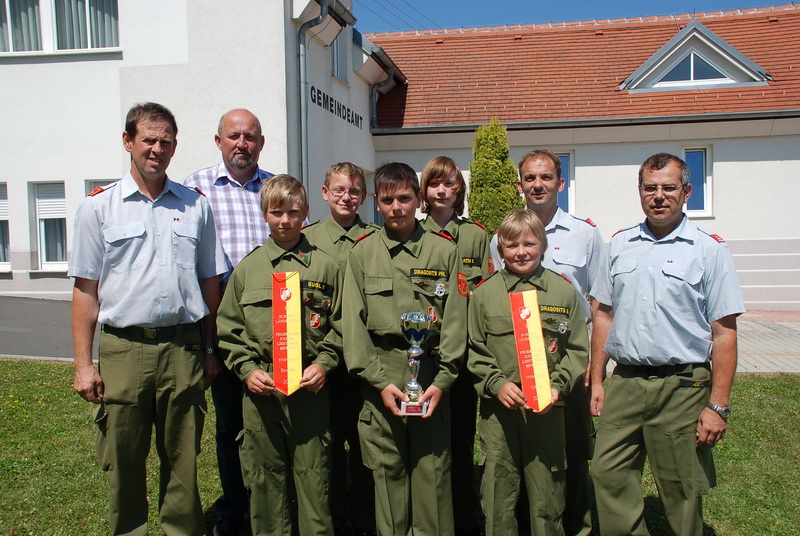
[614,362,709,378]
[101,323,198,341]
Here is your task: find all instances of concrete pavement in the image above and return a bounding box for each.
[0,296,798,372]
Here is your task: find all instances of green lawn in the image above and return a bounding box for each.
[0,360,798,535]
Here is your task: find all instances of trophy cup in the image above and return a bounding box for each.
[399,312,434,416]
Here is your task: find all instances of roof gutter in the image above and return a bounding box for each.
[370,108,800,135]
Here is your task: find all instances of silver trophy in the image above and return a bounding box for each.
[399,312,434,416]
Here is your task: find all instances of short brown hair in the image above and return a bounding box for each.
[325,162,367,192]
[260,174,308,216]
[496,208,548,255]
[420,156,466,215]
[638,153,690,186]
[374,162,419,196]
[125,102,178,139]
[518,149,561,180]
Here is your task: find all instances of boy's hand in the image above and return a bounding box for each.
[498,382,526,410]
[531,389,559,415]
[419,385,444,418]
[246,369,276,396]
[300,364,326,392]
[380,384,407,417]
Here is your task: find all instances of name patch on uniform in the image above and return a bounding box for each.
[461,257,481,266]
[185,343,203,351]
[301,280,333,294]
[540,305,570,317]
[410,268,449,279]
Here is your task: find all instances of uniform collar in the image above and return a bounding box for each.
[263,235,313,267]
[212,162,271,189]
[637,215,696,244]
[421,214,460,240]
[120,173,177,201]
[381,222,426,258]
[547,206,572,232]
[500,264,547,293]
[324,214,368,243]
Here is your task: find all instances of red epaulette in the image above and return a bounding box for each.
[88,186,105,197]
[710,234,725,243]
[559,273,572,284]
[354,233,370,243]
[438,231,454,241]
[194,187,206,197]
[612,228,624,237]
[475,278,488,288]
[584,217,597,228]
[473,220,486,230]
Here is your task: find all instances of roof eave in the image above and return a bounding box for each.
[371,108,800,135]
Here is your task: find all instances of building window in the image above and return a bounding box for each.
[1,0,118,53]
[556,153,572,213]
[655,52,733,88]
[0,183,9,266]
[684,147,712,216]
[331,29,348,82]
[35,182,67,268]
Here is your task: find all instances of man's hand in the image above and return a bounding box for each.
[203,352,222,389]
[532,389,559,415]
[380,384,407,417]
[696,407,727,445]
[246,369,276,396]
[300,364,326,392]
[498,382,526,410]
[74,364,104,403]
[419,385,444,418]
[590,382,606,416]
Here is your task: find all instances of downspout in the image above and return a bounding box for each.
[298,5,330,190]
[370,66,395,129]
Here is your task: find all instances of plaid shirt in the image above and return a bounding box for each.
[184,163,273,284]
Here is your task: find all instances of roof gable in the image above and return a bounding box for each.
[622,19,769,91]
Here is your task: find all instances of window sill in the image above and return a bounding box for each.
[0,47,122,61]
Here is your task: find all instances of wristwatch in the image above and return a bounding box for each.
[707,402,731,420]
[204,347,216,355]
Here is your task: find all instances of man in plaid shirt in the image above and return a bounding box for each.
[184,108,272,536]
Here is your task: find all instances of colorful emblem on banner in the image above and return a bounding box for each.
[509,290,552,412]
[272,271,303,396]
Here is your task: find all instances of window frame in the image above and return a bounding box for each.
[331,27,348,83]
[683,146,713,218]
[0,183,9,271]
[556,151,574,214]
[35,182,68,271]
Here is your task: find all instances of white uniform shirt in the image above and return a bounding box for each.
[603,216,745,366]
[69,174,227,328]
[490,207,612,321]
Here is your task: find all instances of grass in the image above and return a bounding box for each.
[1,360,798,535]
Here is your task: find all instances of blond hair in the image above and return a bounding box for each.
[260,174,307,215]
[496,208,548,254]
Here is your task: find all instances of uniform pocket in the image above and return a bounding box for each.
[659,261,703,312]
[98,332,141,405]
[241,288,274,343]
[610,257,638,304]
[102,222,146,272]
[364,275,394,331]
[172,222,199,269]
[357,405,378,470]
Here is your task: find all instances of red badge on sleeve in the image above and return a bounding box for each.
[457,272,468,296]
[488,257,495,274]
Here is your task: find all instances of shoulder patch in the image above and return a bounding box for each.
[88,186,105,197]
[612,228,624,237]
[583,217,597,228]
[559,273,572,284]
[709,233,725,243]
[193,187,206,197]
[471,220,486,230]
[475,277,488,288]
[354,233,372,244]
[438,230,454,241]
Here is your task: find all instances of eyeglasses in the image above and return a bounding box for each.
[328,187,363,198]
[640,184,685,197]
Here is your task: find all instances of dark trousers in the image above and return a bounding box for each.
[210,365,248,519]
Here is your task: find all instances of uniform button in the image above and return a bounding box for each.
[648,266,652,271]
[642,296,648,301]
[160,261,165,266]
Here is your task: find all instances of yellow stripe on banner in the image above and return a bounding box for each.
[521,290,552,410]
[284,271,303,395]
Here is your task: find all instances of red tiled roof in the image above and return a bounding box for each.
[368,5,800,129]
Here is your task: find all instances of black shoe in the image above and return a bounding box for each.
[213,516,245,536]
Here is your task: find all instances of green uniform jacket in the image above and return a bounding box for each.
[303,214,379,274]
[343,223,468,393]
[217,236,342,382]
[468,265,589,398]
[421,215,491,293]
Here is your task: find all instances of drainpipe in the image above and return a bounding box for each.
[298,5,330,190]
[370,66,395,129]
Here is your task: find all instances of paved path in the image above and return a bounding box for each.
[0,296,798,372]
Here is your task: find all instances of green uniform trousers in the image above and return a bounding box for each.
[449,364,482,533]
[591,364,716,536]
[563,381,594,536]
[240,380,333,536]
[479,398,566,536]
[95,324,206,536]
[358,387,454,536]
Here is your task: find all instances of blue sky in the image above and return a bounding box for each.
[352,0,786,33]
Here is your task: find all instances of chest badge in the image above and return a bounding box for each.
[435,283,447,297]
[548,338,558,353]
[320,297,332,311]
[309,313,321,329]
[558,322,569,334]
[427,306,438,323]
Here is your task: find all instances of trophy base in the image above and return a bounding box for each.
[400,400,429,417]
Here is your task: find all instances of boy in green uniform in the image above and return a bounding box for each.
[217,174,341,536]
[419,156,490,535]
[303,162,378,535]
[343,162,468,536]
[468,209,589,536]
